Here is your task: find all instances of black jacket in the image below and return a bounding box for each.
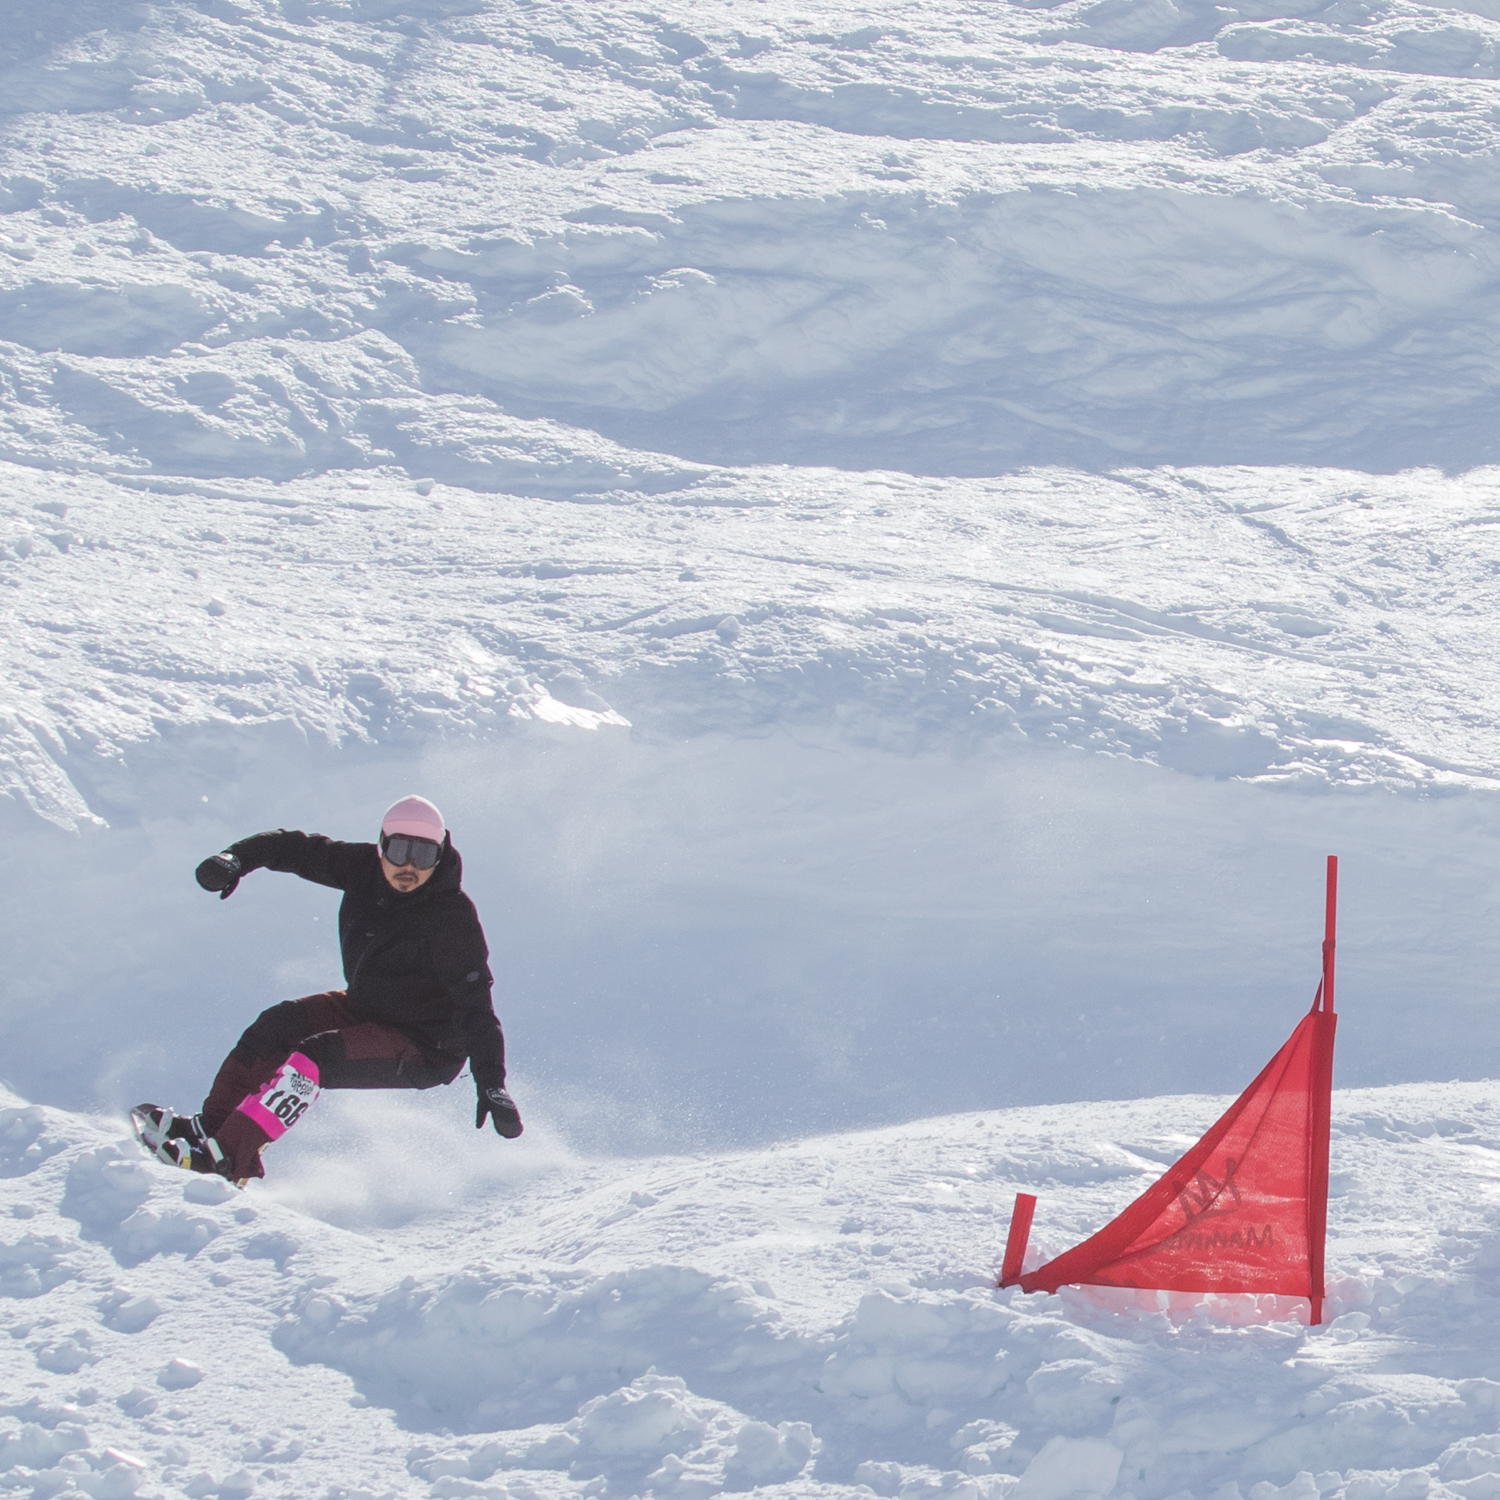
[229,829,506,1089]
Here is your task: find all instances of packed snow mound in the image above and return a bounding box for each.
[6,1081,1500,1500]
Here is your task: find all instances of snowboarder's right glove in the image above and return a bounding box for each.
[195,832,281,899]
[195,852,243,900]
[476,1085,523,1139]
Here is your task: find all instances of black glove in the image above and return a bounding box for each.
[476,1085,523,1138]
[195,852,243,900]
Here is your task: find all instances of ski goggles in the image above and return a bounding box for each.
[380,832,442,870]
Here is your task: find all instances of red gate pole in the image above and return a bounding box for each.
[1307,855,1338,1325]
[1323,854,1337,1014]
[998,1192,1037,1287]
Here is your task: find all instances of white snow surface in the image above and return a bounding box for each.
[6,1079,1500,1500]
[6,0,1500,1495]
[5,0,1500,828]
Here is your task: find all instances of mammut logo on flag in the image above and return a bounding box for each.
[1177,1158,1241,1227]
[999,855,1340,1326]
[1164,1223,1274,1256]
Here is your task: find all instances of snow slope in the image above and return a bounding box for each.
[4,0,1500,481]
[5,0,1500,832]
[7,0,1500,1494]
[5,1078,1500,1500]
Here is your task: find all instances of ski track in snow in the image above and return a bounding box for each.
[5,1082,1500,1500]
[11,459,1500,832]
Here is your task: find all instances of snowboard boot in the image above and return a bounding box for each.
[130,1105,204,1152]
[130,1105,238,1181]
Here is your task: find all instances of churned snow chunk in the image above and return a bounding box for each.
[856,1461,905,1497]
[116,1206,220,1260]
[102,1291,164,1333]
[1013,1438,1123,1500]
[0,1232,76,1298]
[115,1387,158,1418]
[724,1419,816,1485]
[184,1175,239,1206]
[1250,1475,1322,1500]
[0,1105,60,1174]
[34,1329,100,1373]
[91,1460,149,1499]
[158,1357,205,1389]
[573,1375,707,1463]
[0,1422,89,1469]
[1326,1311,1371,1341]
[1441,1434,1500,1483]
[62,1146,152,1230]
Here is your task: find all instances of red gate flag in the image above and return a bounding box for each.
[999,856,1339,1325]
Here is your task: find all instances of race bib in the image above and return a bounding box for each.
[236,1052,322,1141]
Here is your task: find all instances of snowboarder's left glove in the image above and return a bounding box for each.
[476,1085,523,1138]
[195,852,243,900]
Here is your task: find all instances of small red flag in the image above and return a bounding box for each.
[1000,857,1338,1325]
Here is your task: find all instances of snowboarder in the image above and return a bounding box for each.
[132,794,522,1183]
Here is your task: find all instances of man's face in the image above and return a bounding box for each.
[381,853,437,893]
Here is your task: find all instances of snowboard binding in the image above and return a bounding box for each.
[130,1105,244,1186]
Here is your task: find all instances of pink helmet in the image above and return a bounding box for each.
[381,795,445,842]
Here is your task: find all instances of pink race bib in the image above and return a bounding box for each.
[236,1053,321,1141]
